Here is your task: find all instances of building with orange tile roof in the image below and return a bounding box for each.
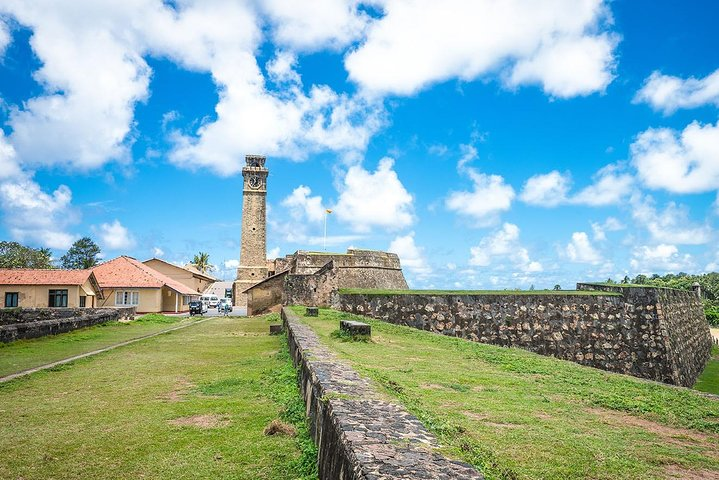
[92,256,198,313]
[0,269,103,308]
[143,258,216,294]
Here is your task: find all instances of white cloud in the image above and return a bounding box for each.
[0,130,21,180]
[519,170,570,206]
[634,69,719,114]
[630,244,693,273]
[591,217,623,242]
[224,259,239,269]
[345,0,617,97]
[565,232,601,264]
[631,120,719,194]
[267,247,281,260]
[457,144,478,170]
[4,1,152,171]
[0,178,76,249]
[97,220,135,250]
[571,163,633,206]
[1,1,384,178]
[508,34,617,98]
[388,231,432,277]
[0,17,10,58]
[630,195,711,245]
[282,185,326,223]
[469,223,542,272]
[261,0,369,51]
[334,157,414,232]
[152,246,164,257]
[520,163,632,208]
[447,169,515,226]
[266,51,301,85]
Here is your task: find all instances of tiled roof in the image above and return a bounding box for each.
[92,256,196,295]
[183,263,218,281]
[143,258,217,282]
[0,269,93,285]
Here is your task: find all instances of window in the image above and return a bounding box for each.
[182,295,190,305]
[48,289,68,307]
[79,296,86,308]
[115,291,139,306]
[5,292,18,308]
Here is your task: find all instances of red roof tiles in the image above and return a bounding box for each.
[0,269,93,285]
[92,256,196,295]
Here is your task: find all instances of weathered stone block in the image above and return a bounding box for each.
[340,320,371,336]
[269,324,283,335]
[306,306,319,317]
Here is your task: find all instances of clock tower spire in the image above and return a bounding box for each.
[234,154,269,307]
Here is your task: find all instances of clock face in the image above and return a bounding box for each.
[248,174,262,189]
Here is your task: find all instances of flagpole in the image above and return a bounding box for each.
[323,209,332,251]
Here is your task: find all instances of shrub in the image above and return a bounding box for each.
[704,305,719,327]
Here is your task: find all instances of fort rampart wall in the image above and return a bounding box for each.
[332,284,712,387]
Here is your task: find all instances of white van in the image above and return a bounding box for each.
[200,294,220,308]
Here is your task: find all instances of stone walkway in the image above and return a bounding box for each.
[282,307,483,480]
[0,317,212,383]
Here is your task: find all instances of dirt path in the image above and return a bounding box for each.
[0,317,212,383]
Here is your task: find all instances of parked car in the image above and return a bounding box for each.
[201,294,220,308]
[189,300,206,316]
[217,298,233,313]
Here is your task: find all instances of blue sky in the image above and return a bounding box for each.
[1,1,719,289]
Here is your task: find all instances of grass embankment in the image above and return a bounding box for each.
[695,345,719,395]
[0,314,316,480]
[337,288,620,296]
[292,307,719,480]
[0,313,199,378]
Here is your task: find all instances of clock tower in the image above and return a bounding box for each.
[234,154,269,307]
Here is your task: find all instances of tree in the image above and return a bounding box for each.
[0,241,53,269]
[553,284,561,290]
[192,252,214,273]
[60,237,101,269]
[621,275,630,284]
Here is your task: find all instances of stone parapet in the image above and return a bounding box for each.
[281,307,483,480]
[333,287,713,387]
[0,307,136,343]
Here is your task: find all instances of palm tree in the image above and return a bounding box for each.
[192,252,212,273]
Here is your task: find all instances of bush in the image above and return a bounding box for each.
[704,306,719,327]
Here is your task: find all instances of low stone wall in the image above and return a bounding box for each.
[281,307,483,479]
[333,286,713,387]
[0,307,136,343]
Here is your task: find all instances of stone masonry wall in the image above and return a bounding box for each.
[333,286,712,387]
[281,307,483,480]
[283,261,339,307]
[576,283,713,387]
[0,307,136,343]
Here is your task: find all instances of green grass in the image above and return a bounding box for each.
[0,313,317,479]
[695,345,719,395]
[337,288,620,296]
[0,314,197,378]
[292,307,719,480]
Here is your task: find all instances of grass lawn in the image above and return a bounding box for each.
[0,313,316,480]
[0,314,202,378]
[695,345,719,395]
[292,307,719,480]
